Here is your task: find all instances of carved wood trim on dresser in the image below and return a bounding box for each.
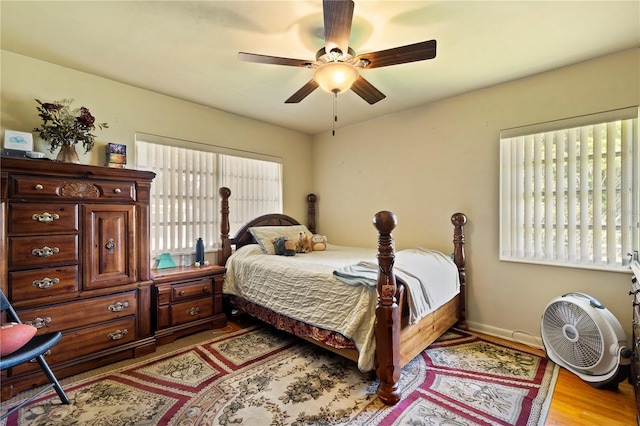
[0,157,156,400]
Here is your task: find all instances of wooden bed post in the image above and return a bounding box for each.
[219,187,232,266]
[307,193,317,234]
[373,210,401,405]
[451,212,467,327]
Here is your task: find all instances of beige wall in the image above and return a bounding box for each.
[0,51,313,220]
[312,48,640,346]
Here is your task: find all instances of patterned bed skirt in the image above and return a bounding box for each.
[228,295,358,350]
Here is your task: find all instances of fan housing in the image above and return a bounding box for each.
[541,292,630,388]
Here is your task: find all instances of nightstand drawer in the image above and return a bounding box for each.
[170,297,213,326]
[8,203,78,234]
[171,279,213,301]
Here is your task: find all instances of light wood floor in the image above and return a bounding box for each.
[545,365,636,425]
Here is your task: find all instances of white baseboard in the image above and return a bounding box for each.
[466,321,545,350]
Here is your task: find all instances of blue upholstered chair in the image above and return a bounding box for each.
[0,290,69,420]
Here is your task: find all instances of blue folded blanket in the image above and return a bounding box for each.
[332,263,379,288]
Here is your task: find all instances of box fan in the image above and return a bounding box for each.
[541,292,631,389]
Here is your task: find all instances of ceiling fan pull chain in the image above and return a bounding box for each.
[332,90,338,136]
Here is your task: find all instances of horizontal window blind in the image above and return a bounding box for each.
[500,107,639,270]
[136,137,282,260]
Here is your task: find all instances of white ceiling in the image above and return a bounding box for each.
[1,1,638,135]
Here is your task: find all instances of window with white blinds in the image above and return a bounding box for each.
[136,137,282,258]
[500,107,639,270]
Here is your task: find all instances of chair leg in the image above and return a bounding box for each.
[34,355,70,404]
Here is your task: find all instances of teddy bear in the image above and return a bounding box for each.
[272,237,296,256]
[311,234,327,251]
[296,232,313,253]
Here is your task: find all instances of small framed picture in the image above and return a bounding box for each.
[3,130,34,152]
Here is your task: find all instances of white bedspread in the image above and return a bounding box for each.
[223,243,459,371]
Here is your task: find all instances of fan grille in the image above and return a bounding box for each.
[542,300,604,369]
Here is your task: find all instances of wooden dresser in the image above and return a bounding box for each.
[0,157,156,400]
[151,265,227,346]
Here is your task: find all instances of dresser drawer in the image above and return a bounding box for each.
[8,235,78,268]
[171,279,213,301]
[10,176,135,201]
[17,292,138,333]
[11,317,136,376]
[9,266,79,300]
[94,181,136,200]
[170,297,213,326]
[8,203,78,234]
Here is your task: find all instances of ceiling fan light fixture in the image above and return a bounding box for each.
[313,62,359,94]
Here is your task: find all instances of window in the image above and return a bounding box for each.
[500,107,639,270]
[135,134,282,258]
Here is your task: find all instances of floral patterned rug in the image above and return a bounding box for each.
[1,326,558,425]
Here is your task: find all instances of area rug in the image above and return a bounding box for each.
[1,326,558,425]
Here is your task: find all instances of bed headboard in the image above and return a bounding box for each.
[217,187,316,266]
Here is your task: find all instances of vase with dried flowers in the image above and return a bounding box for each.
[33,99,108,163]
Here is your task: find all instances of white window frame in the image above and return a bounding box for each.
[500,107,639,271]
[135,133,283,260]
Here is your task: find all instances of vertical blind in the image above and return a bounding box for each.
[136,138,282,257]
[500,107,639,269]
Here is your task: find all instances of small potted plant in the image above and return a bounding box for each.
[33,99,108,163]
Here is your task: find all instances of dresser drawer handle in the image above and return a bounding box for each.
[108,301,129,312]
[29,350,52,362]
[34,184,44,191]
[32,277,60,289]
[178,290,186,296]
[31,246,60,258]
[26,317,52,329]
[114,188,122,194]
[31,212,60,224]
[186,306,201,316]
[108,329,128,341]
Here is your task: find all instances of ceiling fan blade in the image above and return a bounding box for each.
[323,0,354,55]
[285,80,319,103]
[238,52,314,68]
[355,40,437,69]
[350,75,386,105]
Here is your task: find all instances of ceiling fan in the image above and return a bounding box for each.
[238,0,437,105]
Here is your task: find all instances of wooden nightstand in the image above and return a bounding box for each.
[151,264,227,345]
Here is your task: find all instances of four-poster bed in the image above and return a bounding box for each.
[217,187,467,405]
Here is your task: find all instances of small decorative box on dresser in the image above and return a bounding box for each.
[151,265,227,346]
[0,157,156,400]
[631,261,640,425]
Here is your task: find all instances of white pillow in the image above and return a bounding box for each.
[248,225,313,255]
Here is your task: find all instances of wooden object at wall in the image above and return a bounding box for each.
[630,268,640,425]
[151,265,227,346]
[0,157,156,400]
